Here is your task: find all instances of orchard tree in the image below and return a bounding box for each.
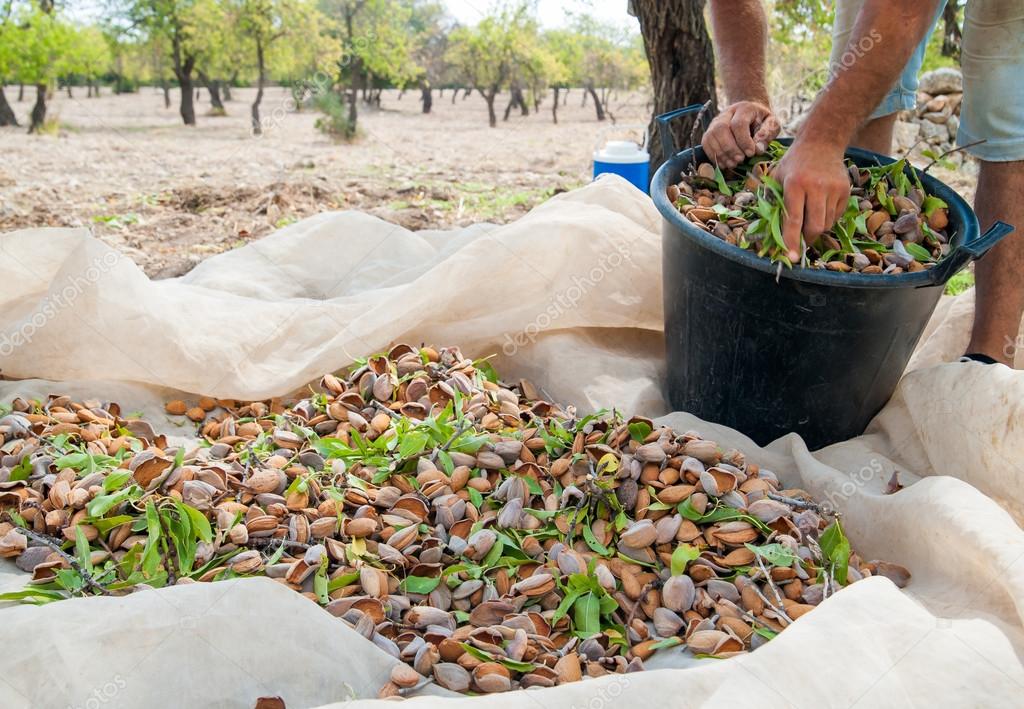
[121,0,213,125]
[238,0,323,134]
[0,3,20,126]
[446,4,535,127]
[406,0,450,114]
[16,3,72,133]
[69,26,112,97]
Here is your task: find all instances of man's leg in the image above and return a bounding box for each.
[849,113,898,155]
[966,162,1024,365]
[959,1,1024,367]
[829,0,943,156]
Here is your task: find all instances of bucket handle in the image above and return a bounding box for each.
[926,221,1015,285]
[655,104,711,162]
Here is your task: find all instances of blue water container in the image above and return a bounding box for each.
[593,139,650,192]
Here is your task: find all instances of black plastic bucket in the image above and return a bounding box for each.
[651,105,1014,450]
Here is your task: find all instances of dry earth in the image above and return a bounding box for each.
[0,86,652,277]
[0,85,977,279]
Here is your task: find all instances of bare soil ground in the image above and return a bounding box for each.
[0,86,652,277]
[0,85,978,280]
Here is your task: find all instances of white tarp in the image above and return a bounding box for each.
[1,176,1022,709]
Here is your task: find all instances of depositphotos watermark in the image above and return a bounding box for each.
[827,28,882,83]
[65,674,127,709]
[501,240,633,356]
[570,672,630,709]
[0,249,122,357]
[818,457,885,515]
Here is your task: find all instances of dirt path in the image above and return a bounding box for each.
[0,86,652,277]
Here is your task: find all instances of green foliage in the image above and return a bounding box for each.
[313,90,355,139]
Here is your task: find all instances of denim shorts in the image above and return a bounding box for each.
[831,0,1024,162]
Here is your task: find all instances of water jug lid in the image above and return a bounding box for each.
[595,140,649,164]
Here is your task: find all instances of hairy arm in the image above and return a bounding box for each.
[710,0,770,105]
[776,0,942,261]
[703,0,779,167]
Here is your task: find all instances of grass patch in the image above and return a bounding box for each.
[945,269,975,296]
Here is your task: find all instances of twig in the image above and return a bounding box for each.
[16,527,110,595]
[767,492,827,514]
[753,555,793,624]
[687,100,713,162]
[248,538,310,552]
[370,400,400,420]
[429,419,470,462]
[921,138,986,173]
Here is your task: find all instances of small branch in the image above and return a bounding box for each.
[429,419,470,462]
[767,492,828,514]
[753,556,793,624]
[370,400,401,419]
[248,537,310,552]
[687,100,713,163]
[16,527,110,595]
[922,138,986,173]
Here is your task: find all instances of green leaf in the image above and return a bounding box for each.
[327,570,360,592]
[921,195,947,217]
[670,544,700,576]
[754,627,778,640]
[400,575,442,594]
[180,502,213,543]
[74,525,93,575]
[102,470,133,493]
[92,514,134,535]
[141,501,162,578]
[399,430,430,459]
[9,455,32,482]
[649,636,683,651]
[314,557,329,605]
[436,450,455,475]
[572,592,602,637]
[903,242,934,262]
[819,520,851,585]
[745,542,796,568]
[0,588,66,603]
[628,421,652,443]
[582,523,611,556]
[467,486,484,510]
[713,166,733,196]
[86,486,137,518]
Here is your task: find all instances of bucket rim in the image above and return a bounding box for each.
[650,139,980,290]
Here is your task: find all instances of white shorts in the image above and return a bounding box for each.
[831,0,1024,162]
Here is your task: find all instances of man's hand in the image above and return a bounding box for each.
[771,139,851,263]
[702,101,781,169]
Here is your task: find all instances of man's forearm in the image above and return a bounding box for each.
[800,0,941,152]
[709,0,769,105]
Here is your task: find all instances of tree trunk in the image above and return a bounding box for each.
[562,89,568,106]
[66,84,72,98]
[28,84,46,133]
[161,80,171,109]
[0,87,18,126]
[463,88,472,100]
[941,0,962,58]
[581,90,587,107]
[586,83,605,121]
[173,34,197,125]
[480,88,497,127]
[633,0,716,174]
[420,80,432,114]
[87,84,93,98]
[452,88,458,104]
[251,39,265,135]
[552,86,559,125]
[198,71,225,112]
[224,74,235,101]
[18,84,24,102]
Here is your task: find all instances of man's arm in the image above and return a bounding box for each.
[703,0,779,168]
[776,0,942,261]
